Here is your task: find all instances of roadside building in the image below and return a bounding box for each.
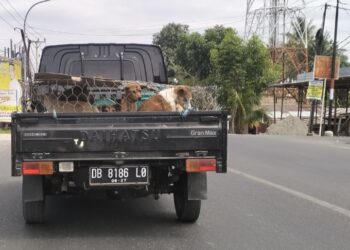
[263,67,350,136]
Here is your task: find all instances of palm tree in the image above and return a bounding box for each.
[285,17,349,78]
[285,17,316,77]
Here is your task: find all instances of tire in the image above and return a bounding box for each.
[22,176,45,224]
[23,200,45,224]
[174,174,201,223]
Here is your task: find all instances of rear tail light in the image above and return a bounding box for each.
[22,161,54,175]
[186,158,216,172]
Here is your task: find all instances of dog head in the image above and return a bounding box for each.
[125,82,142,102]
[174,85,192,111]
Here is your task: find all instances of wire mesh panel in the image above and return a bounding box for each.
[26,74,220,113]
[191,86,221,111]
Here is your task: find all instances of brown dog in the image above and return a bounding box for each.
[138,85,192,112]
[120,82,142,112]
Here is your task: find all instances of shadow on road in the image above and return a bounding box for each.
[0,181,195,240]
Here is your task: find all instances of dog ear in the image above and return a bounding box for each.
[175,86,186,96]
[125,85,130,92]
[176,86,191,97]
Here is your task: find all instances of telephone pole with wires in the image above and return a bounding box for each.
[22,0,50,103]
[31,38,46,72]
[308,3,328,135]
[328,0,340,132]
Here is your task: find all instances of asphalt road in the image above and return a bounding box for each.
[1,134,350,250]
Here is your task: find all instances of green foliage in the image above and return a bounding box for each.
[153,24,279,133]
[152,23,189,72]
[286,17,349,78]
[176,32,212,80]
[204,26,234,46]
[175,26,235,83]
[245,107,272,128]
[211,32,279,132]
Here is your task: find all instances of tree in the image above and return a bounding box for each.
[316,32,350,67]
[153,25,279,133]
[286,17,349,78]
[174,26,234,84]
[204,25,234,46]
[211,33,279,133]
[152,23,189,74]
[176,32,211,81]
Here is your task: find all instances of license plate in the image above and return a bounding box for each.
[89,166,149,186]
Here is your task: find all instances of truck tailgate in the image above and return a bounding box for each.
[12,111,227,174]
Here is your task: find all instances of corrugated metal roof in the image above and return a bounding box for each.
[270,67,350,88]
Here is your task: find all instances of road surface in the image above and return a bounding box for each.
[1,134,350,249]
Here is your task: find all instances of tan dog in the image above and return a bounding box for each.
[138,85,192,112]
[120,82,142,112]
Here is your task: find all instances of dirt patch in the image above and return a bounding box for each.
[266,116,308,136]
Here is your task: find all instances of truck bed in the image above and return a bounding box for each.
[12,111,227,176]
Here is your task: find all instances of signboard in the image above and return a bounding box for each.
[313,55,340,80]
[0,90,20,122]
[306,80,323,100]
[0,58,22,122]
[0,59,22,89]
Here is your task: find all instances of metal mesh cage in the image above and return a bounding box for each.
[26,74,220,113]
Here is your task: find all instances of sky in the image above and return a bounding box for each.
[0,0,350,65]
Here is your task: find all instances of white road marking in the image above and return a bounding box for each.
[229,168,350,219]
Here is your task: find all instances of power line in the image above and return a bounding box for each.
[30,17,247,38]
[6,0,43,37]
[343,8,350,17]
[4,0,24,20]
[0,1,22,26]
[190,18,248,30]
[327,4,350,11]
[34,14,247,36]
[0,3,38,39]
[0,13,14,29]
[338,35,350,45]
[339,40,350,50]
[29,26,155,37]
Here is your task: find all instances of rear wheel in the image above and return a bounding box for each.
[174,174,201,223]
[22,176,45,224]
[23,200,45,224]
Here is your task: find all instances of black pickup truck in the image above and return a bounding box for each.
[11,44,227,224]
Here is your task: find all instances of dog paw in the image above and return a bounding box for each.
[175,104,184,112]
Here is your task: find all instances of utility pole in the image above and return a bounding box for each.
[22,0,51,103]
[10,39,13,58]
[282,0,286,81]
[316,4,328,55]
[31,38,46,72]
[328,0,339,131]
[308,3,328,135]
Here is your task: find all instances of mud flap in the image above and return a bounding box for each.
[187,172,207,200]
[22,176,44,202]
